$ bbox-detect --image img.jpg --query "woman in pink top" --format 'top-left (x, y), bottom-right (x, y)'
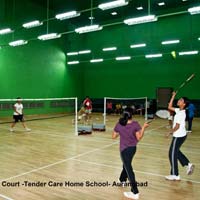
top-left (112, 108), bottom-right (149, 200)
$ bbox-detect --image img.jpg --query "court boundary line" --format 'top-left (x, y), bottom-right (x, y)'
top-left (0, 141), bottom-right (118, 182)
top-left (71, 158), bottom-right (200, 184)
top-left (0, 194), bottom-right (14, 200)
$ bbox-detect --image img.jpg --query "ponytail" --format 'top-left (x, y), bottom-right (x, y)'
top-left (119, 109), bottom-right (133, 126)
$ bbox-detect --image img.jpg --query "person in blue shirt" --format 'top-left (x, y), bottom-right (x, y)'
top-left (186, 102), bottom-right (195, 133)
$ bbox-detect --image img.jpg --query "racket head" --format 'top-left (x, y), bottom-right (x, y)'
top-left (155, 110), bottom-right (170, 119)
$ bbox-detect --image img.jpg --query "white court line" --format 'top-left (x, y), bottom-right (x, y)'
top-left (0, 141), bottom-right (118, 182)
top-left (71, 158), bottom-right (200, 184)
top-left (0, 194), bottom-right (14, 200)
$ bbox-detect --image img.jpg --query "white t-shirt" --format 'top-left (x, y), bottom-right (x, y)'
top-left (14, 103), bottom-right (23, 115)
top-left (173, 108), bottom-right (186, 137)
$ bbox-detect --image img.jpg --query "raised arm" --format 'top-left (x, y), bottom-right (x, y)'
top-left (168, 91), bottom-right (176, 112)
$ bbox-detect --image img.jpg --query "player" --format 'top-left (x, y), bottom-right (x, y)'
top-left (82, 96), bottom-right (92, 122)
top-left (112, 108), bottom-right (149, 200)
top-left (186, 102), bottom-right (195, 133)
top-left (166, 92), bottom-right (194, 181)
top-left (10, 97), bottom-right (31, 132)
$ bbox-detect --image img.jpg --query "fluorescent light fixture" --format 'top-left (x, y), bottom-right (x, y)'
top-left (22, 20), bottom-right (43, 28)
top-left (67, 52), bottom-right (78, 56)
top-left (136, 7), bottom-right (143, 10)
top-left (124, 15), bottom-right (157, 25)
top-left (145, 54), bottom-right (162, 58)
top-left (90, 59), bottom-right (103, 63)
top-left (182, 0), bottom-right (188, 1)
top-left (130, 43), bottom-right (146, 48)
top-left (111, 12), bottom-right (118, 15)
top-left (158, 2), bottom-right (165, 6)
top-left (161, 40), bottom-right (180, 45)
top-left (98, 0), bottom-right (128, 10)
top-left (38, 33), bottom-right (61, 40)
top-left (0, 28), bottom-right (13, 35)
top-left (55, 11), bottom-right (80, 20)
top-left (178, 51), bottom-right (198, 55)
top-left (67, 61), bottom-right (80, 65)
top-left (103, 47), bottom-right (117, 51)
top-left (78, 50), bottom-right (91, 54)
top-left (188, 6), bottom-right (200, 15)
top-left (9, 40), bottom-right (28, 47)
top-left (116, 56), bottom-right (131, 60)
top-left (75, 25), bottom-right (103, 34)
top-left (198, 37), bottom-right (200, 40)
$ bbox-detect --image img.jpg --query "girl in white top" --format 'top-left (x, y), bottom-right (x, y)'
top-left (10, 97), bottom-right (31, 132)
top-left (165, 92), bottom-right (194, 181)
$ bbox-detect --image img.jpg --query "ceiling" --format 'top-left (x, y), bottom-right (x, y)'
top-left (30, 0), bottom-right (200, 26)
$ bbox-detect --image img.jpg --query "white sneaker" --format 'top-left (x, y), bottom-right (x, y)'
top-left (119, 181), bottom-right (126, 187)
top-left (165, 175), bottom-right (180, 181)
top-left (187, 131), bottom-right (192, 133)
top-left (26, 128), bottom-right (31, 131)
top-left (10, 128), bottom-right (14, 132)
top-left (124, 192), bottom-right (139, 200)
top-left (186, 163), bottom-right (195, 175)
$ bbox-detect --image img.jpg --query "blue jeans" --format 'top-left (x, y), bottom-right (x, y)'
top-left (120, 146), bottom-right (138, 194)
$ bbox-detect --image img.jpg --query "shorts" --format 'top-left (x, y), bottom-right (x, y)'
top-left (13, 115), bottom-right (24, 122)
top-left (85, 109), bottom-right (92, 114)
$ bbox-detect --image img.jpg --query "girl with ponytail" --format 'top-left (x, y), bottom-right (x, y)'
top-left (112, 108), bottom-right (149, 200)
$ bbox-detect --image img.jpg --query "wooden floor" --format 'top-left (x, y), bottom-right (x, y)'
top-left (0, 114), bottom-right (199, 200)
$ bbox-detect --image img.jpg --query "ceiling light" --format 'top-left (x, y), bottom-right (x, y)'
top-left (145, 54), bottom-right (162, 58)
top-left (188, 6), bottom-right (200, 15)
top-left (0, 28), bottom-right (13, 35)
top-left (9, 40), bottom-right (28, 47)
top-left (136, 7), bottom-right (143, 10)
top-left (103, 47), bottom-right (117, 51)
top-left (111, 12), bottom-right (118, 15)
top-left (158, 2), bottom-right (165, 6)
top-left (78, 50), bottom-right (91, 54)
top-left (182, 0), bottom-right (188, 2)
top-left (38, 33), bottom-right (61, 40)
top-left (90, 59), bottom-right (103, 63)
top-left (178, 51), bottom-right (198, 55)
top-left (198, 37), bottom-right (200, 40)
top-left (124, 15), bottom-right (157, 25)
top-left (67, 61), bottom-right (80, 65)
top-left (67, 52), bottom-right (78, 56)
top-left (75, 25), bottom-right (103, 34)
top-left (55, 11), bottom-right (80, 20)
top-left (116, 56), bottom-right (131, 60)
top-left (98, 0), bottom-right (128, 10)
top-left (161, 40), bottom-right (180, 45)
top-left (22, 20), bottom-right (43, 28)
top-left (130, 43), bottom-right (146, 48)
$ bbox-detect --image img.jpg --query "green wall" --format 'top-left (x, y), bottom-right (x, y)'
top-left (77, 14), bottom-right (200, 99)
top-left (0, 0), bottom-right (84, 116)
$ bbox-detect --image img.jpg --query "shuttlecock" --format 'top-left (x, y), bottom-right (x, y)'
top-left (171, 51), bottom-right (176, 59)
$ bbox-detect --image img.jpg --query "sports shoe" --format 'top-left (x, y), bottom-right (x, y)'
top-left (26, 128), bottom-right (31, 131)
top-left (187, 130), bottom-right (192, 133)
top-left (10, 128), bottom-right (14, 132)
top-left (165, 175), bottom-right (180, 181)
top-left (186, 163), bottom-right (195, 175)
top-left (119, 179), bottom-right (126, 187)
top-left (124, 192), bottom-right (139, 200)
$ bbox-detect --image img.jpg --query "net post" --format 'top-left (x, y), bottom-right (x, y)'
top-left (145, 97), bottom-right (148, 121)
top-left (103, 97), bottom-right (107, 126)
top-left (75, 97), bottom-right (78, 136)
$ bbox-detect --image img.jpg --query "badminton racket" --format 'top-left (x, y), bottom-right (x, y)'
top-left (175, 74), bottom-right (195, 93)
top-left (155, 110), bottom-right (170, 119)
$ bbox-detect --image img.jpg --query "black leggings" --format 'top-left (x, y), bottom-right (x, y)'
top-left (169, 136), bottom-right (190, 176)
top-left (120, 146), bottom-right (138, 194)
